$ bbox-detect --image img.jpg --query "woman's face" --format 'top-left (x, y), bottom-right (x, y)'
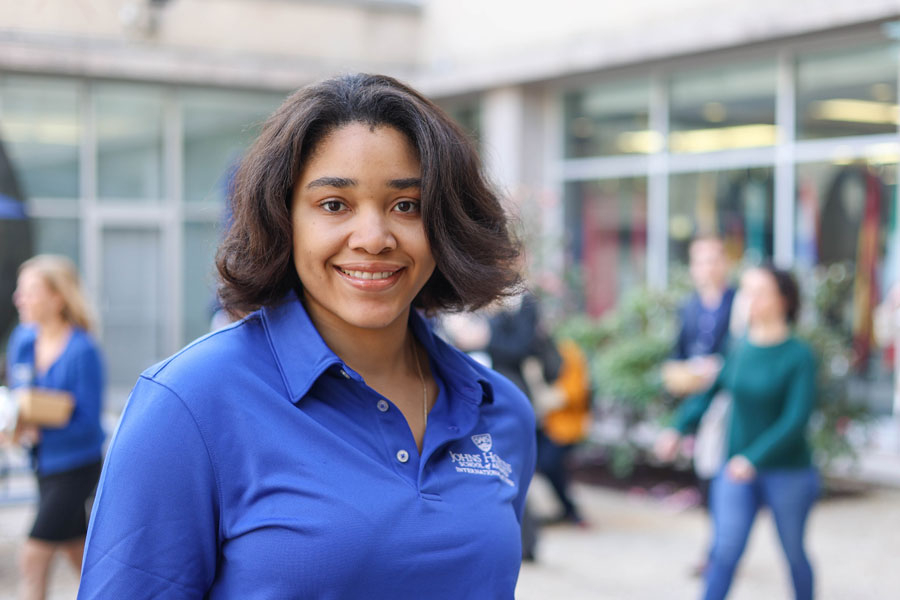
top-left (740, 268), bottom-right (786, 327)
top-left (291, 122), bottom-right (436, 334)
top-left (13, 268), bottom-right (62, 326)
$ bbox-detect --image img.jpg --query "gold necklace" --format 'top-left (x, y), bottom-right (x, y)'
top-left (412, 338), bottom-right (428, 428)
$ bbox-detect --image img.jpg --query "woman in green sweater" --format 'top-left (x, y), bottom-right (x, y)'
top-left (656, 265), bottom-right (820, 600)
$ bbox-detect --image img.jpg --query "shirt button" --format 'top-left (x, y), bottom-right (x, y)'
top-left (340, 369), bottom-right (350, 379)
top-left (396, 449), bottom-right (409, 463)
top-left (377, 399), bottom-right (389, 412)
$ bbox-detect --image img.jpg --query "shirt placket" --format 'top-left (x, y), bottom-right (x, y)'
top-left (341, 366), bottom-right (422, 486)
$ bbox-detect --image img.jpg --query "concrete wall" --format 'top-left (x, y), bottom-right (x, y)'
top-left (0, 0), bottom-right (422, 89)
top-left (418, 0), bottom-right (900, 95)
top-left (4, 0), bottom-right (899, 92)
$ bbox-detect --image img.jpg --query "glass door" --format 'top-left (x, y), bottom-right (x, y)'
top-left (99, 225), bottom-right (166, 391)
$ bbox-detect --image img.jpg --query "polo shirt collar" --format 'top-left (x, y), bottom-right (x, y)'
top-left (260, 291), bottom-right (494, 406)
top-left (408, 307), bottom-right (495, 407)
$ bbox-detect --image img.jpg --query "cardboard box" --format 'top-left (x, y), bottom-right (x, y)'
top-left (15, 388), bottom-right (74, 427)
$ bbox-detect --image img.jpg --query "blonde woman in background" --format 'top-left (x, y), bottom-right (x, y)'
top-left (5, 255), bottom-right (105, 600)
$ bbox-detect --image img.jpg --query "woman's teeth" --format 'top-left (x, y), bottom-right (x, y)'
top-left (340, 268), bottom-right (395, 280)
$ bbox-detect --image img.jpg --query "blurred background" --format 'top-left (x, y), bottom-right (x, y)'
top-left (0, 1), bottom-right (899, 597)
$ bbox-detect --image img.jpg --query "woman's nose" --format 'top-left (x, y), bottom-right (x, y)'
top-left (348, 209), bottom-right (397, 254)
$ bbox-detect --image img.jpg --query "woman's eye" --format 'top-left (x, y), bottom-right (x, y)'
top-left (321, 200), bottom-right (345, 213)
top-left (394, 200), bottom-right (419, 214)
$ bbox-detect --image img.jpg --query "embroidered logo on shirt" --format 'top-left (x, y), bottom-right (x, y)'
top-left (448, 433), bottom-right (514, 487)
top-left (471, 433), bottom-right (492, 452)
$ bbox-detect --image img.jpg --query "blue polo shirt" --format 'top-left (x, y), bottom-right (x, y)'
top-left (79, 294), bottom-right (536, 599)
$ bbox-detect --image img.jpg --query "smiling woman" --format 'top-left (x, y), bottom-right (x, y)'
top-left (78, 74), bottom-right (534, 600)
top-left (216, 73), bottom-right (519, 315)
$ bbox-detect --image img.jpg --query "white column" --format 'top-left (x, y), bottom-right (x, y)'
top-left (774, 49), bottom-right (796, 269)
top-left (80, 79), bottom-right (101, 325)
top-left (647, 70), bottom-right (669, 290)
top-left (481, 86), bottom-right (525, 195)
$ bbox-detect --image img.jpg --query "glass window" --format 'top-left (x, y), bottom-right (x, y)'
top-left (796, 44), bottom-right (899, 140)
top-left (100, 226), bottom-right (165, 387)
top-left (95, 83), bottom-right (164, 202)
top-left (182, 89), bottom-right (282, 204)
top-left (563, 80), bottom-right (654, 158)
top-left (32, 218), bottom-right (80, 267)
top-left (565, 177), bottom-right (647, 315)
top-left (0, 76), bottom-right (80, 199)
top-left (183, 221), bottom-right (221, 345)
top-left (795, 160), bottom-right (896, 413)
top-left (669, 167), bottom-right (774, 266)
top-left (669, 62), bottom-right (777, 153)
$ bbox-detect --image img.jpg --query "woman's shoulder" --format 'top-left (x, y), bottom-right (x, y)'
top-left (62, 328), bottom-right (103, 365)
top-left (138, 315), bottom-right (283, 405)
top-left (68, 327), bottom-right (100, 350)
top-left (145, 315), bottom-right (266, 380)
top-left (786, 336), bottom-right (817, 365)
top-left (6, 324), bottom-right (35, 356)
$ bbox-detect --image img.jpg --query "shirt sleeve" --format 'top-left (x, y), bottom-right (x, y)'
top-left (740, 348), bottom-right (817, 467)
top-left (79, 376), bottom-right (220, 599)
top-left (4, 325), bottom-right (34, 387)
top-left (672, 360), bottom-right (727, 434)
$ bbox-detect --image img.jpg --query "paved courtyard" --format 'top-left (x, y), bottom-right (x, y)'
top-left (0, 470), bottom-right (896, 599)
top-left (520, 477), bottom-right (900, 599)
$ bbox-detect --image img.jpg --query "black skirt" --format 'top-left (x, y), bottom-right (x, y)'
top-left (30, 460), bottom-right (102, 542)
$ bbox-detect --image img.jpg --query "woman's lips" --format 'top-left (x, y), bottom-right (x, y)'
top-left (334, 265), bottom-right (404, 289)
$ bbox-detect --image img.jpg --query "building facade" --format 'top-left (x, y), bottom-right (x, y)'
top-left (1, 0), bottom-right (899, 420)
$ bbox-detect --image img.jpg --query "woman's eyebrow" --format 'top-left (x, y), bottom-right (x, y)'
top-left (388, 177), bottom-right (421, 189)
top-left (306, 176), bottom-right (356, 189)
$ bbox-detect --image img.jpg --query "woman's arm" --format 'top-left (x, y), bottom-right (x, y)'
top-left (671, 360), bottom-right (727, 436)
top-left (79, 377), bottom-right (220, 599)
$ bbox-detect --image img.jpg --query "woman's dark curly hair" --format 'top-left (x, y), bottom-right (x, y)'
top-left (216, 73), bottom-right (520, 317)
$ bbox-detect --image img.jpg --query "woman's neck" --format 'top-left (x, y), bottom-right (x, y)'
top-left (33, 316), bottom-right (74, 374)
top-left (747, 319), bottom-right (790, 346)
top-left (306, 305), bottom-right (416, 382)
top-left (37, 316), bottom-right (72, 343)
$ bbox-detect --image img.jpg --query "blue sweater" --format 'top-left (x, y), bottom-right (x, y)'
top-left (6, 325), bottom-right (106, 475)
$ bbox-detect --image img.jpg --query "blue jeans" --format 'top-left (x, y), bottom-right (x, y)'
top-left (704, 466), bottom-right (820, 600)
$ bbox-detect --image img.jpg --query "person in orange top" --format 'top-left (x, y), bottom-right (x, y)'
top-left (532, 338), bottom-right (592, 525)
